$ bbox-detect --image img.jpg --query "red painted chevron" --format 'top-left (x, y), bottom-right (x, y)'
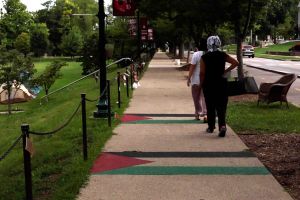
top-left (91, 153), bottom-right (153, 173)
top-left (121, 114), bottom-right (151, 122)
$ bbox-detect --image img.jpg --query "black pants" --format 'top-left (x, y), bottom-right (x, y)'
top-left (203, 82), bottom-right (228, 130)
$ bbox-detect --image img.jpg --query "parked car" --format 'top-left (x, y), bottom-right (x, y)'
top-left (242, 45), bottom-right (255, 58)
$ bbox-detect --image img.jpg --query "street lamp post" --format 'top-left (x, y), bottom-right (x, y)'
top-left (93, 0), bottom-right (109, 118)
top-left (136, 9), bottom-right (141, 60)
top-left (298, 1), bottom-right (300, 39)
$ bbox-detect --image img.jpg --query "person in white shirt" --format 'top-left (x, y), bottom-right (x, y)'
top-left (187, 47), bottom-right (207, 121)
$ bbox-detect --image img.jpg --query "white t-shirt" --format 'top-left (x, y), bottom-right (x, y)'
top-left (190, 51), bottom-right (203, 85)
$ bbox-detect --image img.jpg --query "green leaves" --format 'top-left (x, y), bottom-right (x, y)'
top-left (33, 61), bottom-right (66, 95)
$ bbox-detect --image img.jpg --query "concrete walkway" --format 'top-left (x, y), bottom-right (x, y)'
top-left (77, 52), bottom-right (293, 200)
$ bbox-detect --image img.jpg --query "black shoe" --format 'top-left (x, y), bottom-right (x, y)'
top-left (218, 127), bottom-right (227, 137)
top-left (203, 116), bottom-right (208, 123)
top-left (206, 127), bottom-right (214, 133)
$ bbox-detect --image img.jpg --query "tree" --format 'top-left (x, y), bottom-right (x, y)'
top-left (33, 61), bottom-right (66, 101)
top-left (106, 17), bottom-right (137, 58)
top-left (35, 0), bottom-right (76, 55)
top-left (80, 33), bottom-right (98, 75)
top-left (30, 23), bottom-right (50, 57)
top-left (60, 26), bottom-right (83, 57)
top-left (225, 0), bottom-right (267, 79)
top-left (138, 0), bottom-right (190, 57)
top-left (0, 0), bottom-right (33, 49)
top-left (69, 0), bottom-right (98, 39)
top-left (15, 32), bottom-right (30, 56)
top-left (0, 48), bottom-right (35, 114)
top-left (254, 0), bottom-right (299, 41)
top-left (138, 0), bottom-right (231, 57)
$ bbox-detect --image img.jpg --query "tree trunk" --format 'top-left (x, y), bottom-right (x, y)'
top-left (236, 0), bottom-right (252, 80)
top-left (45, 88), bottom-right (49, 102)
top-left (173, 42), bottom-right (177, 57)
top-left (7, 88), bottom-right (11, 115)
top-left (179, 40), bottom-right (184, 59)
top-left (186, 41), bottom-right (192, 63)
top-left (236, 37), bottom-right (244, 79)
top-left (273, 31), bottom-right (277, 44)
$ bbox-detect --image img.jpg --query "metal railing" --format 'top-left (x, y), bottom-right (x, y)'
top-left (40, 57), bottom-right (132, 101)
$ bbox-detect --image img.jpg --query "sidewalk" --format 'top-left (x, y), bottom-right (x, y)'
top-left (77, 52), bottom-right (293, 200)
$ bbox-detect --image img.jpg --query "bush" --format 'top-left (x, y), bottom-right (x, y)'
top-left (289, 43), bottom-right (300, 52)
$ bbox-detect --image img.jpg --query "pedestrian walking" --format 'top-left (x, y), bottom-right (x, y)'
top-left (187, 47), bottom-right (207, 121)
top-left (200, 36), bottom-right (239, 137)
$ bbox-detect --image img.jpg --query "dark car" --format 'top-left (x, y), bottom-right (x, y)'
top-left (242, 45), bottom-right (255, 58)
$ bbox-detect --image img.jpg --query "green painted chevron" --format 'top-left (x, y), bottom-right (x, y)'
top-left (95, 166), bottom-right (270, 175)
top-left (123, 119), bottom-right (205, 124)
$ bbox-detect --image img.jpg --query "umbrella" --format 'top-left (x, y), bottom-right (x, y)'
top-left (0, 84), bottom-right (35, 104)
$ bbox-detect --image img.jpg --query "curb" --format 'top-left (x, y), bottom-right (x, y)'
top-left (245, 64), bottom-right (300, 79)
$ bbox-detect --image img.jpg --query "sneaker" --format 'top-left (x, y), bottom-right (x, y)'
top-left (218, 127), bottom-right (227, 137)
top-left (195, 114), bottom-right (200, 120)
top-left (203, 116), bottom-right (208, 123)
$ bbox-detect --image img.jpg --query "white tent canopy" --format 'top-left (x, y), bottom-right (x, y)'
top-left (0, 83), bottom-right (35, 104)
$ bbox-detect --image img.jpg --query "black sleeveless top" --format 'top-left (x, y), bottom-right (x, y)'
top-left (202, 51), bottom-right (228, 90)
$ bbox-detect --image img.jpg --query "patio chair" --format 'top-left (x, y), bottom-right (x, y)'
top-left (257, 73), bottom-right (296, 108)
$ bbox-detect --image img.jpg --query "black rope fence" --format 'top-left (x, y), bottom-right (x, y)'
top-left (85, 84), bottom-right (108, 102)
top-left (29, 101), bottom-right (81, 136)
top-left (1, 57), bottom-right (149, 200)
top-left (0, 134), bottom-right (22, 161)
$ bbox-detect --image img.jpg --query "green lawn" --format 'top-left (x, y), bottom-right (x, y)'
top-left (227, 101), bottom-right (300, 133)
top-left (254, 41), bottom-right (296, 53)
top-left (0, 58), bottom-right (134, 200)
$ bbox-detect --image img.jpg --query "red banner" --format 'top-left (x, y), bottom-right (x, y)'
top-left (140, 17), bottom-right (148, 30)
top-left (140, 17), bottom-right (148, 41)
top-left (113, 0), bottom-right (136, 16)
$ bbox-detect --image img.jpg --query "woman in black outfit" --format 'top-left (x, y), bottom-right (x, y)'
top-left (199, 36), bottom-right (239, 137)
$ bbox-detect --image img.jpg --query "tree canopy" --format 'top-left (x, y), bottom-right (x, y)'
top-left (0, 0), bottom-right (299, 77)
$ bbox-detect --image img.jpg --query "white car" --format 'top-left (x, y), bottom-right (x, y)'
top-left (242, 45), bottom-right (255, 58)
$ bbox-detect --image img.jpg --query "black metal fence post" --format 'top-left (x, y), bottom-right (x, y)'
top-left (126, 75), bottom-right (129, 97)
top-left (81, 93), bottom-right (88, 161)
top-left (117, 72), bottom-right (121, 108)
top-left (21, 124), bottom-right (33, 200)
top-left (130, 66), bottom-right (133, 90)
top-left (107, 80), bottom-right (112, 127)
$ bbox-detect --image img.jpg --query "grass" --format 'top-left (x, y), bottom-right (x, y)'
top-left (225, 42), bottom-right (300, 61)
top-left (254, 41), bottom-right (296, 54)
top-left (0, 58), bottom-right (136, 200)
top-left (227, 101), bottom-right (300, 133)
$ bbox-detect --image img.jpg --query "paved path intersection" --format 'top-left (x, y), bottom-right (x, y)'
top-left (77, 52), bottom-right (293, 200)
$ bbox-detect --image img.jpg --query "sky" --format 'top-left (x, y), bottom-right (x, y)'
top-left (0, 0), bottom-right (111, 12)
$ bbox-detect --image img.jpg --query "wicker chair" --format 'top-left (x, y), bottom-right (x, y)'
top-left (257, 73), bottom-right (296, 108)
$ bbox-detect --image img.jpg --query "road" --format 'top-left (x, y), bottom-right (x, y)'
top-left (242, 57), bottom-right (300, 107)
top-left (243, 57), bottom-right (300, 77)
